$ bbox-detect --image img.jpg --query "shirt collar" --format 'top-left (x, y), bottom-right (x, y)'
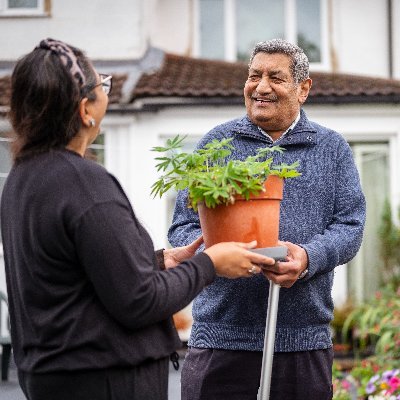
top-left (257, 112), bottom-right (301, 144)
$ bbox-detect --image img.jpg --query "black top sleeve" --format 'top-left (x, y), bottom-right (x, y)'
top-left (74, 200), bottom-right (216, 330)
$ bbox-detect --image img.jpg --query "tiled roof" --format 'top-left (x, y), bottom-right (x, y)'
top-left (132, 54), bottom-right (247, 98)
top-left (2, 52), bottom-right (400, 112)
top-left (131, 53), bottom-right (400, 105)
top-left (107, 74), bottom-right (127, 105)
top-left (0, 75), bottom-right (11, 109)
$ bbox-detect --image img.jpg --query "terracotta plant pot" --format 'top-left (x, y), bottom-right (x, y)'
top-left (198, 175), bottom-right (283, 248)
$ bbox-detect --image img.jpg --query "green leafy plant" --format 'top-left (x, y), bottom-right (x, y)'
top-left (331, 300), bottom-right (355, 353)
top-left (379, 200), bottom-right (400, 287)
top-left (342, 285), bottom-right (400, 359)
top-left (151, 135), bottom-right (301, 211)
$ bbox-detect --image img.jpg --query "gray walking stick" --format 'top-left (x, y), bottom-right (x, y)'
top-left (252, 246), bottom-right (287, 400)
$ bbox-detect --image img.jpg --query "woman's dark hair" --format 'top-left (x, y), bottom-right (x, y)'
top-left (9, 41), bottom-right (97, 162)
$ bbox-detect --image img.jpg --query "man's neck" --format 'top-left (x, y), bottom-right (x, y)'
top-left (258, 112), bottom-right (301, 143)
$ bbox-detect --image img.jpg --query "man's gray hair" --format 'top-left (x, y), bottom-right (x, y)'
top-left (249, 39), bottom-right (309, 84)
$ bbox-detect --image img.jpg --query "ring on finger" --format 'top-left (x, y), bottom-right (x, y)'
top-left (248, 265), bottom-right (258, 275)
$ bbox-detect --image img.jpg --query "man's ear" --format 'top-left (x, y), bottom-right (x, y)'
top-left (298, 78), bottom-right (312, 105)
top-left (79, 97), bottom-right (92, 127)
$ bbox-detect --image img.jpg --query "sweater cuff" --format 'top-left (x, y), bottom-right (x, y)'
top-left (155, 249), bottom-right (165, 270)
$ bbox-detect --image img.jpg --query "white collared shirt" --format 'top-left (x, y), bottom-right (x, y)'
top-left (258, 112), bottom-right (301, 143)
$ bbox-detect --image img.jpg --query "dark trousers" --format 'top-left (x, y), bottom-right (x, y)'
top-left (181, 347), bottom-right (333, 400)
top-left (18, 357), bottom-right (169, 400)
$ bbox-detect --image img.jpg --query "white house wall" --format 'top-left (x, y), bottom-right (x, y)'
top-left (0, 0), bottom-right (147, 60)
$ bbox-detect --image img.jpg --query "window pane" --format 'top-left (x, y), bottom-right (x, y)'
top-left (0, 123), bottom-right (13, 243)
top-left (348, 143), bottom-right (389, 302)
top-left (0, 121), bottom-right (12, 176)
top-left (200, 0), bottom-right (225, 59)
top-left (297, 0), bottom-right (321, 62)
top-left (8, 0), bottom-right (38, 8)
top-left (236, 0), bottom-right (284, 61)
top-left (0, 141), bottom-right (12, 175)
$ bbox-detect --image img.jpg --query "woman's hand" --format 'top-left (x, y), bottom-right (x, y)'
top-left (163, 236), bottom-right (204, 269)
top-left (204, 240), bottom-right (275, 279)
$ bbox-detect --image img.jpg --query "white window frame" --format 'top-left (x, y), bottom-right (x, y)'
top-left (0, 0), bottom-right (46, 16)
top-left (350, 143), bottom-right (390, 303)
top-left (194, 0), bottom-right (330, 70)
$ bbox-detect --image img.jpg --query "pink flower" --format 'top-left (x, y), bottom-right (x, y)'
top-left (388, 376), bottom-right (400, 394)
top-left (342, 380), bottom-right (351, 390)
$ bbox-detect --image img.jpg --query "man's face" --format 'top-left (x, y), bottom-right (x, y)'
top-left (244, 52), bottom-right (311, 138)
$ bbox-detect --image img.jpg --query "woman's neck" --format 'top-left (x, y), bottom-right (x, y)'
top-left (66, 131), bottom-right (91, 157)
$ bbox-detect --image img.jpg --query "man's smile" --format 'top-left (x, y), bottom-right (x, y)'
top-left (252, 96), bottom-right (278, 104)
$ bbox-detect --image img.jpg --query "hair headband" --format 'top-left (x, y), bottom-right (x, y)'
top-left (36, 38), bottom-right (86, 86)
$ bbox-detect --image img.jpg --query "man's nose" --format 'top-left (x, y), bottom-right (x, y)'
top-left (256, 77), bottom-right (272, 94)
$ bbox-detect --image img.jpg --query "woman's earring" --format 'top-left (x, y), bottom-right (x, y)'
top-left (89, 118), bottom-right (96, 127)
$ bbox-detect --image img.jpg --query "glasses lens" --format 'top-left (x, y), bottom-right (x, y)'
top-left (100, 74), bottom-right (112, 96)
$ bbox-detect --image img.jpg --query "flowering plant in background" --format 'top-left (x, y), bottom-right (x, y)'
top-left (365, 369), bottom-right (400, 399)
top-left (332, 375), bottom-right (354, 400)
top-left (333, 362), bottom-right (356, 400)
top-left (333, 359), bottom-right (400, 400)
top-left (342, 286), bottom-right (400, 359)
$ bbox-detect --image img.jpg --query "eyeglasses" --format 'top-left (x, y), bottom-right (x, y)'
top-left (93, 74), bottom-right (113, 95)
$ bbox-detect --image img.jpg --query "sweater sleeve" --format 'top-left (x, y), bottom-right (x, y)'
top-left (73, 200), bottom-right (215, 330)
top-left (300, 140), bottom-right (366, 280)
top-left (168, 188), bottom-right (203, 248)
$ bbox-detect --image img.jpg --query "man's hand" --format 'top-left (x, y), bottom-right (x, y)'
top-left (163, 236), bottom-right (204, 269)
top-left (262, 241), bottom-right (309, 288)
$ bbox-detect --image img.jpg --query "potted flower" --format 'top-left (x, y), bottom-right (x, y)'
top-left (151, 135), bottom-right (300, 248)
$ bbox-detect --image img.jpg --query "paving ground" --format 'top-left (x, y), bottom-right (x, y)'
top-left (0, 354), bottom-right (182, 400)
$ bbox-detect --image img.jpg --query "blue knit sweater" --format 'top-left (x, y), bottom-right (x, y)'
top-left (168, 110), bottom-right (366, 352)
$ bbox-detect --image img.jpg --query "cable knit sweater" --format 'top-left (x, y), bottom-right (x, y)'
top-left (168, 109), bottom-right (366, 352)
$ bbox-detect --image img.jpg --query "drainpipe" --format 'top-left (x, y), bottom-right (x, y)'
top-left (388, 0), bottom-right (393, 78)
top-left (328, 0), bottom-right (338, 73)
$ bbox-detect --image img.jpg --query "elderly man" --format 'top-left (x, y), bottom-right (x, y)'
top-left (169, 39), bottom-right (366, 400)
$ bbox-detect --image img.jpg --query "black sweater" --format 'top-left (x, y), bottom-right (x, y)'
top-left (0, 149), bottom-right (215, 373)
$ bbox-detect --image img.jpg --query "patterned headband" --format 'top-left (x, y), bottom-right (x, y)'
top-left (36, 38), bottom-right (86, 86)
